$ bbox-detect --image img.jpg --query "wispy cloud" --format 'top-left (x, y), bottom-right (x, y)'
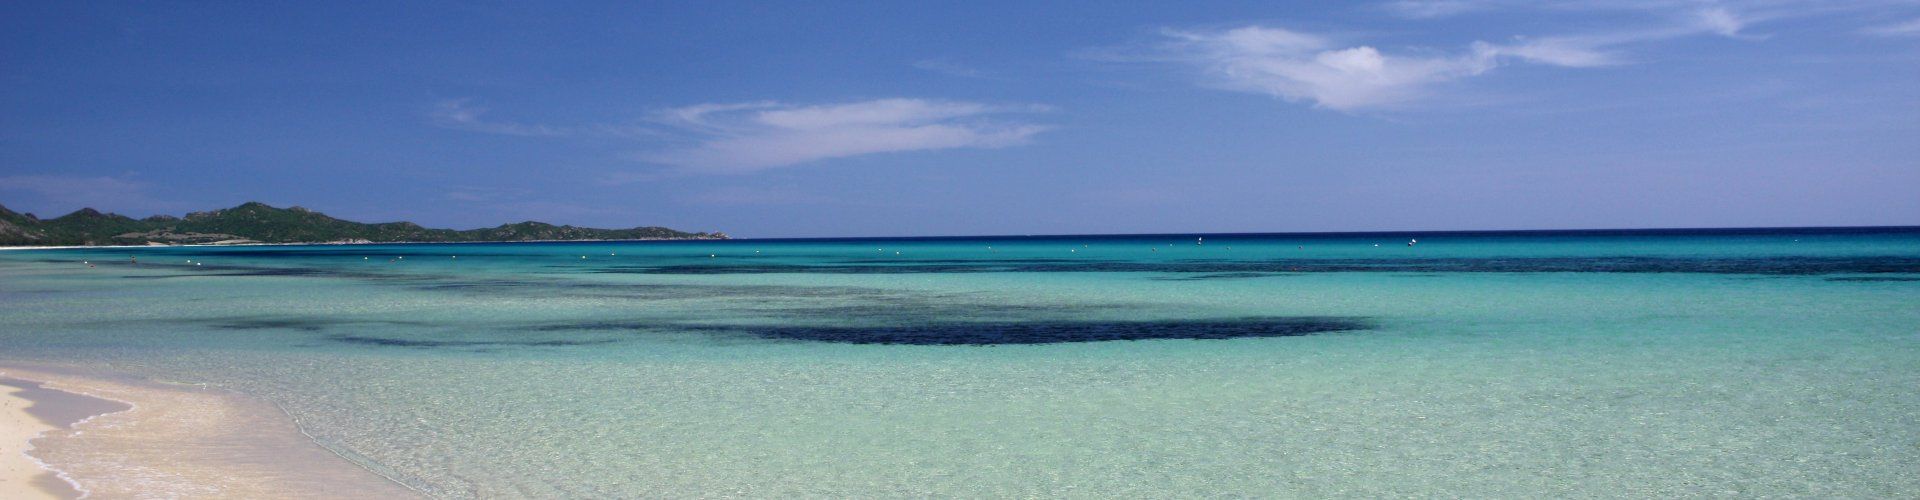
top-left (1381, 0), bottom-right (1782, 22)
top-left (644, 98), bottom-right (1052, 173)
top-left (430, 99), bottom-right (568, 137)
top-left (1692, 6), bottom-right (1749, 37)
top-left (912, 59), bottom-right (995, 79)
top-left (1862, 17), bottom-right (1920, 36)
top-left (428, 97), bottom-right (1049, 176)
top-left (1380, 0), bottom-right (1495, 19)
top-left (1380, 0), bottom-right (1917, 36)
top-left (681, 186), bottom-right (836, 206)
top-left (1140, 4), bottom-right (1775, 112)
top-left (1472, 36), bottom-right (1622, 67)
top-left (1151, 26), bottom-right (1536, 110)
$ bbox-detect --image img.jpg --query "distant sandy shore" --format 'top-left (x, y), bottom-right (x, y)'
top-left (0, 246), bottom-right (136, 251)
top-left (0, 244), bottom-right (280, 251)
top-left (0, 236), bottom-right (726, 252)
top-left (0, 365), bottom-right (417, 499)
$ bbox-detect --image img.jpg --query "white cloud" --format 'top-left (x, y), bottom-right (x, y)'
top-left (1381, 0), bottom-right (1496, 19)
top-left (1158, 26), bottom-right (1516, 110)
top-left (1381, 0), bottom-right (1920, 39)
top-left (1150, 6), bottom-right (1791, 111)
top-left (1862, 17), bottom-right (1920, 36)
top-left (912, 59), bottom-right (993, 79)
top-left (1472, 37), bottom-right (1622, 67)
top-left (430, 99), bottom-right (568, 137)
top-left (644, 98), bottom-right (1052, 173)
top-left (1693, 7), bottom-right (1749, 37)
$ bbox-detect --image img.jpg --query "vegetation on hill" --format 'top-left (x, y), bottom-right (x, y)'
top-left (0, 201), bottom-right (726, 246)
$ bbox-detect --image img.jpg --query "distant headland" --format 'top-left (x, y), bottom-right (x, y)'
top-left (0, 201), bottom-right (727, 246)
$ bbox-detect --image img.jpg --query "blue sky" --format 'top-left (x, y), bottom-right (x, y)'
top-left (3, 1), bottom-right (1917, 237)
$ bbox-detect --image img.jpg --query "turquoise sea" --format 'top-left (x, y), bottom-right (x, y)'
top-left (2, 228), bottom-right (1918, 497)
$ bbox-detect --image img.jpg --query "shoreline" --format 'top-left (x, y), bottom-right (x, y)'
top-left (0, 365), bottom-right (419, 499)
top-left (0, 235), bottom-right (730, 252)
top-left (0, 376), bottom-right (111, 499)
top-left (6, 224), bottom-right (1919, 251)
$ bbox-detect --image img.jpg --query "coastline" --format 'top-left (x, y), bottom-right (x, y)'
top-left (0, 235), bottom-right (729, 252)
top-left (0, 365), bottom-right (418, 499)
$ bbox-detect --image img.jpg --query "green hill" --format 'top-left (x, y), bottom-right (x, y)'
top-left (0, 202), bottom-right (726, 246)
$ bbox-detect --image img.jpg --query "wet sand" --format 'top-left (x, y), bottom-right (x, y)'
top-left (1, 376), bottom-right (107, 499)
top-left (0, 366), bottom-right (417, 499)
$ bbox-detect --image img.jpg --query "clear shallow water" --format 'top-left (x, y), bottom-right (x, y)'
top-left (2, 228), bottom-right (1918, 497)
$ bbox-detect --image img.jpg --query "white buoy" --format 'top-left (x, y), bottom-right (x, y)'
top-left (196, 262), bottom-right (202, 266)
top-left (709, 254), bottom-right (716, 258)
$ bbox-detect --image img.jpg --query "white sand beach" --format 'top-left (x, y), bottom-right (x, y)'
top-left (1, 377), bottom-right (75, 499)
top-left (0, 366), bottom-right (417, 499)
